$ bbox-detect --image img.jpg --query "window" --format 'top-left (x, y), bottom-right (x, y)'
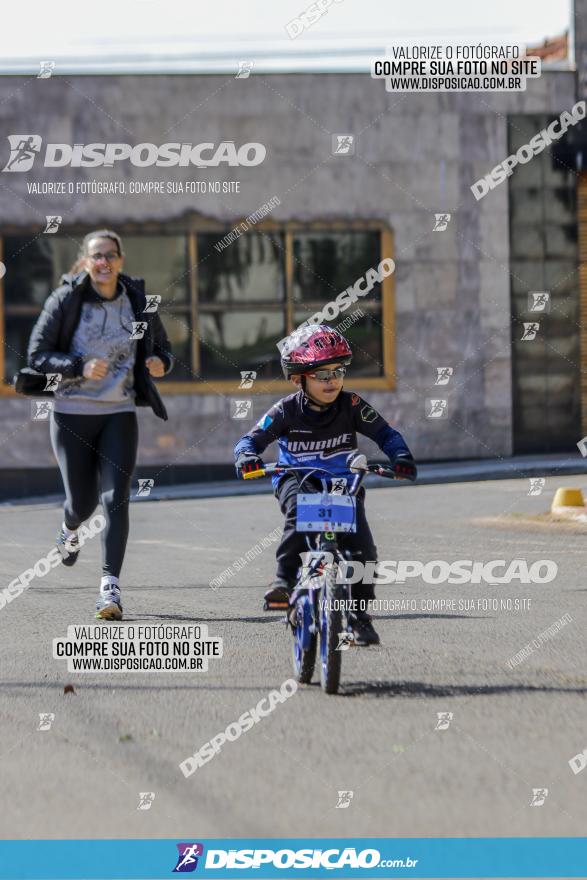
top-left (292, 232), bottom-right (385, 378)
top-left (0, 223), bottom-right (395, 393)
top-left (197, 233), bottom-right (286, 380)
top-left (508, 114), bottom-right (580, 453)
top-left (118, 235), bottom-right (191, 380)
top-left (2, 235), bottom-right (79, 383)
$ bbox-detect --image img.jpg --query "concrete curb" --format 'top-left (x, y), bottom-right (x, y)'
top-left (3, 453), bottom-right (587, 507)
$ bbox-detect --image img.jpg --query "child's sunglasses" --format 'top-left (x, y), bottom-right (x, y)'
top-left (305, 366), bottom-right (347, 382)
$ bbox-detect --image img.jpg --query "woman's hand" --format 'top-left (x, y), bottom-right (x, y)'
top-left (146, 356), bottom-right (165, 378)
top-left (83, 357), bottom-right (109, 380)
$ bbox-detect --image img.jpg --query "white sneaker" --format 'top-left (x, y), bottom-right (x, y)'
top-left (95, 586), bottom-right (123, 621)
top-left (56, 526), bottom-right (80, 567)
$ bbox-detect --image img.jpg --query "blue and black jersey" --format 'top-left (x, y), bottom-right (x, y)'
top-left (234, 390), bottom-right (412, 488)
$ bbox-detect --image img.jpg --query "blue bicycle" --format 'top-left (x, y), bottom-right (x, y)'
top-left (250, 454), bottom-right (398, 694)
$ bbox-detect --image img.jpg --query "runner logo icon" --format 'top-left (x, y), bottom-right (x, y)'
top-left (44, 215), bottom-right (62, 233)
top-left (37, 713), bottom-right (55, 731)
top-left (173, 843), bottom-right (204, 872)
top-left (435, 711), bottom-right (453, 730)
top-left (130, 321), bottom-right (148, 340)
top-left (530, 788), bottom-right (548, 806)
top-left (137, 792), bottom-right (155, 810)
top-left (435, 366), bottom-right (453, 385)
top-left (143, 295), bottom-right (161, 313)
top-left (433, 213), bottom-right (451, 231)
top-left (332, 134), bottom-right (355, 155)
top-left (336, 632), bottom-right (354, 651)
top-left (239, 371), bottom-right (257, 389)
top-left (3, 135), bottom-right (42, 172)
top-left (44, 373), bottom-right (62, 391)
top-left (335, 790), bottom-right (354, 808)
top-left (38, 61), bottom-right (56, 79)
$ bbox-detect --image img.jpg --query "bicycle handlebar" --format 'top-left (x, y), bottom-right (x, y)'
top-left (242, 461), bottom-right (401, 481)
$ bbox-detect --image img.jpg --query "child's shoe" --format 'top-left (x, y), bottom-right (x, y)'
top-left (348, 609), bottom-right (379, 646)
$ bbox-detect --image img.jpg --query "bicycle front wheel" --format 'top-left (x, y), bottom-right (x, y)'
top-left (319, 565), bottom-right (342, 694)
top-left (292, 594), bottom-right (317, 684)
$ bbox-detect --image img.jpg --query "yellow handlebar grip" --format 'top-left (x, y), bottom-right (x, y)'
top-left (243, 468), bottom-right (266, 480)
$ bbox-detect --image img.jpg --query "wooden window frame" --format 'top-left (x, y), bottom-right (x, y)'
top-left (0, 219), bottom-right (396, 396)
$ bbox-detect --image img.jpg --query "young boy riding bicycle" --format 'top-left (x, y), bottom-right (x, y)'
top-left (234, 325), bottom-right (417, 646)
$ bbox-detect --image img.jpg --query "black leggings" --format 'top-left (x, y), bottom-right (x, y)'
top-left (274, 473), bottom-right (378, 602)
top-left (50, 411), bottom-right (138, 578)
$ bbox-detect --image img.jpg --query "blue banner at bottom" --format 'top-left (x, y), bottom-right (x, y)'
top-left (0, 838), bottom-right (586, 879)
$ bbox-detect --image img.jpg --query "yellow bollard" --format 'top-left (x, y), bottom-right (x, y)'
top-left (551, 487), bottom-right (586, 518)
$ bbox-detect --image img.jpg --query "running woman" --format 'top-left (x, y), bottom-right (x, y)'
top-left (234, 325), bottom-right (416, 646)
top-left (27, 229), bottom-right (174, 620)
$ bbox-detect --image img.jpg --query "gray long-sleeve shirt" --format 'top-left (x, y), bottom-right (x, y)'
top-left (53, 281), bottom-right (138, 415)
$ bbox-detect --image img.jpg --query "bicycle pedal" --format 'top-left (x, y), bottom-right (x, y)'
top-left (263, 600), bottom-right (289, 611)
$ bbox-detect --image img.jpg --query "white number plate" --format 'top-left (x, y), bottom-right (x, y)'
top-left (295, 493), bottom-right (357, 533)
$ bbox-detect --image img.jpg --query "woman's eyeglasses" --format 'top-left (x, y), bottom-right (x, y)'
top-left (88, 251), bottom-right (121, 263)
top-left (306, 366), bottom-right (347, 382)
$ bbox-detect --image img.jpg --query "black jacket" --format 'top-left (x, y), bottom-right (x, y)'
top-left (27, 271), bottom-right (174, 420)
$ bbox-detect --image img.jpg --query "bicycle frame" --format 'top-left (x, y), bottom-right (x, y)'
top-left (245, 457), bottom-right (398, 693)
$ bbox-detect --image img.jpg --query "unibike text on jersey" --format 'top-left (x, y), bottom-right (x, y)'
top-left (287, 432), bottom-right (352, 454)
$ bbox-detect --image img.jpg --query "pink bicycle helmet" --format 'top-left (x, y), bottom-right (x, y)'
top-left (281, 325), bottom-right (352, 378)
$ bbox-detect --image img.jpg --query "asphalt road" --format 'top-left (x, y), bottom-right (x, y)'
top-left (0, 476), bottom-right (586, 846)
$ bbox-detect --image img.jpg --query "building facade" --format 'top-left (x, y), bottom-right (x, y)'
top-left (0, 59), bottom-right (580, 492)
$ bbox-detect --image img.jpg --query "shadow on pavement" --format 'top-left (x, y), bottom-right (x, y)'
top-left (132, 613), bottom-right (281, 624)
top-left (4, 679), bottom-right (586, 697)
top-left (342, 680), bottom-right (587, 698)
top-left (374, 613), bottom-right (486, 620)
